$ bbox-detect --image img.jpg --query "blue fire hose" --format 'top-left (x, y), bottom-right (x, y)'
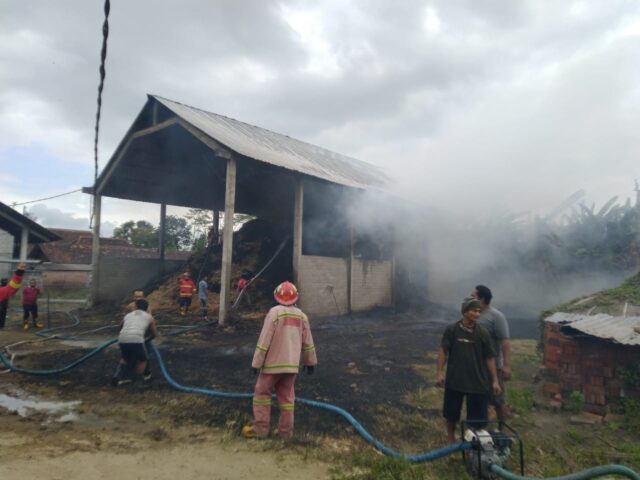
top-left (1, 324), bottom-right (639, 475)
top-left (490, 463), bottom-right (640, 480)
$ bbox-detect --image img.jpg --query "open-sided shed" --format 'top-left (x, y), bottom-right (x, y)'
top-left (87, 95), bottom-right (394, 322)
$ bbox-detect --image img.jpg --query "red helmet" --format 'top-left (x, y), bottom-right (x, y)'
top-left (274, 281), bottom-right (299, 306)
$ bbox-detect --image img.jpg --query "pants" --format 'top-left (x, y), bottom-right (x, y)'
top-left (442, 388), bottom-right (489, 429)
top-left (252, 373), bottom-right (297, 437)
top-left (199, 298), bottom-right (208, 317)
top-left (23, 304), bottom-right (38, 323)
top-left (0, 300), bottom-right (7, 328)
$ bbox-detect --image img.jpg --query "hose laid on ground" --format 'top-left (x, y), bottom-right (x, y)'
top-left (490, 463), bottom-right (640, 480)
top-left (150, 342), bottom-right (471, 463)
top-left (0, 339), bottom-right (117, 375)
top-left (3, 321), bottom-right (639, 473)
top-left (0, 331), bottom-right (468, 463)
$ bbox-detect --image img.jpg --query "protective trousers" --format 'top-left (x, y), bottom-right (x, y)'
top-left (252, 372), bottom-right (296, 437)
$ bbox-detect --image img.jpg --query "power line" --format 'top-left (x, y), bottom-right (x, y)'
top-left (11, 189), bottom-right (82, 207)
top-left (90, 0), bottom-right (111, 228)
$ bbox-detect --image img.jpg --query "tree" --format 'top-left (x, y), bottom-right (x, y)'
top-left (163, 215), bottom-right (192, 251)
top-left (113, 220), bottom-right (157, 248)
top-left (185, 208), bottom-right (213, 242)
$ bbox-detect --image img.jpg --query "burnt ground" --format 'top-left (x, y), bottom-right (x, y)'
top-left (2, 304), bottom-right (539, 448)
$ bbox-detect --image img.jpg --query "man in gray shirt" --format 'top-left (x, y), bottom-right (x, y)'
top-left (473, 285), bottom-right (511, 422)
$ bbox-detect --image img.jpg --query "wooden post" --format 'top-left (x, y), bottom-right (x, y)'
top-left (159, 203), bottom-right (167, 261)
top-left (218, 157), bottom-right (236, 325)
top-left (159, 203), bottom-right (167, 276)
top-left (213, 210), bottom-right (220, 245)
top-left (19, 227), bottom-right (28, 261)
top-left (292, 178), bottom-right (303, 287)
top-left (348, 223), bottom-right (354, 314)
top-left (90, 194), bottom-right (102, 306)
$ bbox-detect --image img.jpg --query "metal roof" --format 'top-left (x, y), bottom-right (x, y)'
top-left (152, 95), bottom-right (391, 190)
top-left (546, 312), bottom-right (640, 346)
top-left (0, 202), bottom-right (60, 244)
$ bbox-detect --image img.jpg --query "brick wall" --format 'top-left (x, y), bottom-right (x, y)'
top-left (97, 258), bottom-right (185, 302)
top-left (298, 255), bottom-right (349, 317)
top-left (543, 322), bottom-right (640, 415)
top-left (351, 258), bottom-right (393, 312)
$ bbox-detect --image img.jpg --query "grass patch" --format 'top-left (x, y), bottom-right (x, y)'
top-left (404, 386), bottom-right (441, 410)
top-left (506, 388), bottom-right (534, 413)
top-left (329, 450), bottom-right (467, 480)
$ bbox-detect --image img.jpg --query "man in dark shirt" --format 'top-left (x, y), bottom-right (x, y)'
top-left (436, 296), bottom-right (501, 443)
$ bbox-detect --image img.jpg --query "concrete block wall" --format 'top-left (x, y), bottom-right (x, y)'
top-left (351, 258), bottom-right (393, 312)
top-left (298, 255), bottom-right (349, 317)
top-left (43, 271), bottom-right (90, 289)
top-left (0, 229), bottom-right (14, 279)
top-left (98, 258), bottom-right (184, 302)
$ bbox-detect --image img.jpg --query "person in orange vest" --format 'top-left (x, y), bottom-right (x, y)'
top-left (0, 263), bottom-right (25, 328)
top-left (22, 278), bottom-right (43, 330)
top-left (177, 271), bottom-right (196, 316)
top-left (242, 281), bottom-right (317, 439)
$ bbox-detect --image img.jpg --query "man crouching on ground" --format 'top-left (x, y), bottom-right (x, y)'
top-left (436, 296), bottom-right (501, 444)
top-left (242, 281), bottom-right (317, 439)
top-left (112, 299), bottom-right (158, 386)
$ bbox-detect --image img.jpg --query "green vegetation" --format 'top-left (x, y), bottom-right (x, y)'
top-left (568, 391), bottom-right (585, 414)
top-left (506, 388), bottom-right (534, 413)
top-left (538, 270), bottom-right (640, 348)
top-left (617, 365), bottom-right (640, 390)
top-left (330, 340), bottom-right (640, 479)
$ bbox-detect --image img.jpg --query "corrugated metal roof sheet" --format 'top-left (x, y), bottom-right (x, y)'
top-left (152, 95), bottom-right (390, 190)
top-left (546, 312), bottom-right (640, 346)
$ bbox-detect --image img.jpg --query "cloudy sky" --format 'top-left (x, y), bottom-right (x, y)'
top-left (1, 0), bottom-right (639, 236)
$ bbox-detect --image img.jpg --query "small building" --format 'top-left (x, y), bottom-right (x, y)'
top-left (0, 201), bottom-right (60, 278)
top-left (28, 228), bottom-right (190, 292)
top-left (543, 312), bottom-right (640, 415)
top-left (86, 95), bottom-right (395, 322)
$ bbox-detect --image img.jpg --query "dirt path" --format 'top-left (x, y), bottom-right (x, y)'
top-left (0, 385), bottom-right (330, 480)
top-left (1, 307), bottom-right (545, 479)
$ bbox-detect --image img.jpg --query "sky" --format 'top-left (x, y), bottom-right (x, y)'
top-left (1, 0), bottom-right (639, 238)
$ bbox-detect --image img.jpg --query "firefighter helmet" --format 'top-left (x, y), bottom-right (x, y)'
top-left (274, 281), bottom-right (299, 305)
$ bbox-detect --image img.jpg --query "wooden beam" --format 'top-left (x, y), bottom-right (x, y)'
top-left (212, 210), bottom-right (220, 245)
top-left (19, 227), bottom-right (28, 261)
top-left (292, 178), bottom-right (303, 286)
top-left (95, 117), bottom-right (178, 194)
top-left (348, 223), bottom-right (354, 314)
top-left (130, 117), bottom-right (177, 140)
top-left (178, 119), bottom-right (233, 160)
top-left (159, 203), bottom-right (167, 262)
top-left (90, 194), bottom-right (102, 306)
top-left (218, 157), bottom-right (237, 325)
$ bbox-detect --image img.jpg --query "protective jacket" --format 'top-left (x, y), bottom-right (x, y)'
top-left (0, 272), bottom-right (23, 302)
top-left (252, 305), bottom-right (317, 374)
top-left (178, 278), bottom-right (196, 298)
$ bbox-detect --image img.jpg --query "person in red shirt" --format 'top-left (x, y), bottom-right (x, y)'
top-left (22, 278), bottom-right (43, 330)
top-left (177, 272), bottom-right (196, 316)
top-left (235, 270), bottom-right (253, 307)
top-left (0, 262), bottom-right (25, 329)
